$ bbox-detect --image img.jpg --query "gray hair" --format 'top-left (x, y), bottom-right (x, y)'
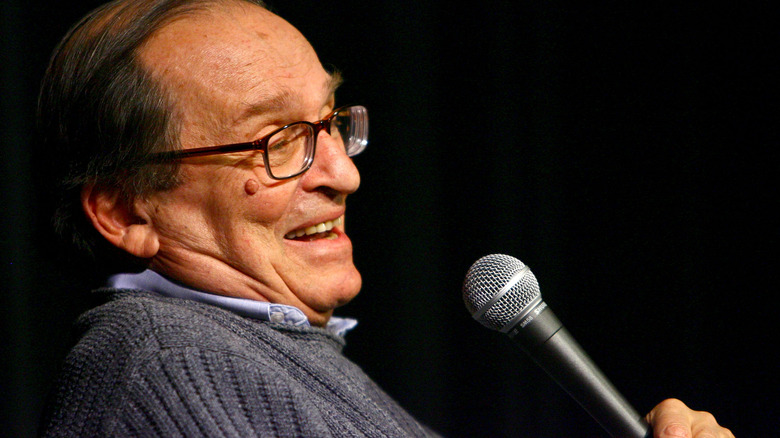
top-left (38, 0), bottom-right (267, 269)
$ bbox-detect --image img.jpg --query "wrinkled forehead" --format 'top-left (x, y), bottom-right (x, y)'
top-left (138, 1), bottom-right (331, 123)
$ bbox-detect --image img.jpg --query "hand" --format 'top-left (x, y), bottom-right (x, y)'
top-left (646, 398), bottom-right (734, 438)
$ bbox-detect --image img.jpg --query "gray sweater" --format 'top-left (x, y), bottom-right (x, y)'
top-left (40, 289), bottom-right (438, 437)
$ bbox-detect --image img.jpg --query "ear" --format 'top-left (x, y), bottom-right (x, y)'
top-left (81, 184), bottom-right (160, 259)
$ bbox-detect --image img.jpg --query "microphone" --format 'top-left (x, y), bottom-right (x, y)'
top-left (463, 254), bottom-right (651, 438)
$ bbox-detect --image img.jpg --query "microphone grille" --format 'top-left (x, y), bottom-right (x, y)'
top-left (463, 254), bottom-right (541, 331)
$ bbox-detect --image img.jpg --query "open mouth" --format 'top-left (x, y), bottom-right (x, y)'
top-left (284, 217), bottom-right (343, 241)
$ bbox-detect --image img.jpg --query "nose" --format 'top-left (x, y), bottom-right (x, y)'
top-left (301, 129), bottom-right (361, 195)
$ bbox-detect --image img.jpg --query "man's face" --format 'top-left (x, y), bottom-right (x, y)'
top-left (137, 2), bottom-right (362, 326)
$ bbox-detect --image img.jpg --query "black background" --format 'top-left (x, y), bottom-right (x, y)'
top-left (2, 1), bottom-right (777, 436)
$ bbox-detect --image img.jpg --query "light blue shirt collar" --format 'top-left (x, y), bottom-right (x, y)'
top-left (106, 269), bottom-right (358, 337)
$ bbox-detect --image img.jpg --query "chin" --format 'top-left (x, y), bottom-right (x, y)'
top-left (340, 269), bottom-right (363, 304)
top-left (329, 266), bottom-right (363, 307)
top-left (311, 266), bottom-right (362, 313)
top-left (305, 277), bottom-right (361, 327)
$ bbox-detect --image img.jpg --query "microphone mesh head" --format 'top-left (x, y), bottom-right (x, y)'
top-left (463, 254), bottom-right (541, 331)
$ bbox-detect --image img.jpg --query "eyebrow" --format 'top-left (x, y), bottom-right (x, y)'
top-left (325, 70), bottom-right (344, 100)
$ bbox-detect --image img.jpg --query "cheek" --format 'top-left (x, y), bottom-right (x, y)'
top-left (166, 166), bottom-right (299, 245)
top-left (237, 176), bottom-right (298, 231)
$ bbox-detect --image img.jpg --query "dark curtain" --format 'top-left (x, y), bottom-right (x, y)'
top-left (3, 1), bottom-right (777, 436)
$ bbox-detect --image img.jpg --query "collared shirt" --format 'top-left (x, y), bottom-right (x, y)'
top-left (107, 269), bottom-right (358, 337)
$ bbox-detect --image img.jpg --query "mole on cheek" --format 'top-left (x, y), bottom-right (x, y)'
top-left (244, 179), bottom-right (260, 195)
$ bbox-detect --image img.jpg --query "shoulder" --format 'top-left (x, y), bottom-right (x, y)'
top-left (41, 290), bottom-right (438, 437)
top-left (41, 289), bottom-right (326, 436)
top-left (71, 288), bottom-right (301, 365)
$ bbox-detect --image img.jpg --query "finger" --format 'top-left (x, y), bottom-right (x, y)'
top-left (647, 399), bottom-right (735, 438)
top-left (646, 398), bottom-right (693, 438)
top-left (690, 410), bottom-right (735, 438)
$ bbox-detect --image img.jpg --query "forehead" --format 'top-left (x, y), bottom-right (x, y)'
top-left (139, 2), bottom-right (333, 136)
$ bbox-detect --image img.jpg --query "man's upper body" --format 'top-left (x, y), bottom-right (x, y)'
top-left (79, 0), bottom-right (362, 327)
top-left (39, 278), bottom-right (436, 437)
top-left (37, 0), bottom-right (733, 436)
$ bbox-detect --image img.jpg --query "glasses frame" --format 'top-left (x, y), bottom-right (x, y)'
top-left (149, 105), bottom-right (366, 180)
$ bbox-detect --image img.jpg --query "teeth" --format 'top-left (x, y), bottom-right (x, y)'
top-left (286, 217), bottom-right (343, 239)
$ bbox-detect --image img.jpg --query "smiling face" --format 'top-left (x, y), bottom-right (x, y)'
top-left (135, 1), bottom-right (362, 325)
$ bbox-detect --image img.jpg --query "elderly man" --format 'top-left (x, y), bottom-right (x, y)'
top-left (38, 0), bottom-right (732, 436)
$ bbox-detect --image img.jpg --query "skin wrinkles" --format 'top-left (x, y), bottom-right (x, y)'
top-left (236, 72), bottom-right (344, 133)
top-left (131, 2), bottom-right (361, 326)
top-left (74, 2), bottom-right (734, 436)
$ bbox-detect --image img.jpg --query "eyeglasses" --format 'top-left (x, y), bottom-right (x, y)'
top-left (150, 105), bottom-right (368, 180)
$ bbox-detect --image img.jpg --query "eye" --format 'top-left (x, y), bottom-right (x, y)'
top-left (269, 137), bottom-right (292, 153)
top-left (267, 138), bottom-right (296, 165)
top-left (266, 124), bottom-right (309, 169)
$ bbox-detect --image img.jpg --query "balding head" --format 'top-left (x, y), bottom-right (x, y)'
top-left (38, 0), bottom-right (269, 269)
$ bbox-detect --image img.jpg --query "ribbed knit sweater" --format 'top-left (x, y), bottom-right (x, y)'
top-left (40, 289), bottom-right (439, 437)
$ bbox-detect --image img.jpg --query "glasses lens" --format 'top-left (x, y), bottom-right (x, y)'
top-left (330, 106), bottom-right (368, 157)
top-left (266, 123), bottom-right (313, 178)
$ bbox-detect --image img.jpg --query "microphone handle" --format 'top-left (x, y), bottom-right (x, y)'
top-left (510, 306), bottom-right (652, 438)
